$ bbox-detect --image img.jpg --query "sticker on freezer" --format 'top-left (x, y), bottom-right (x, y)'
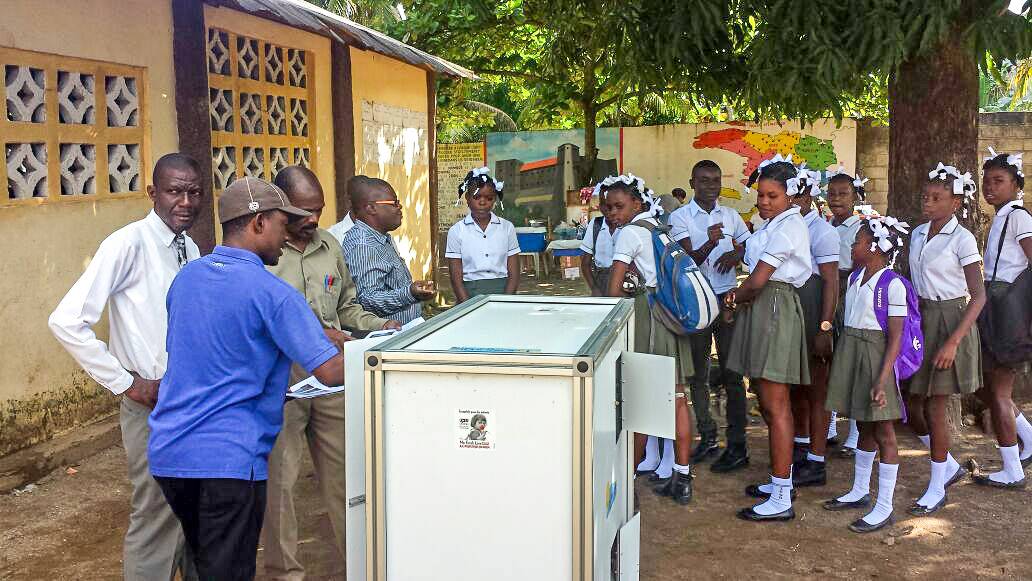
top-left (457, 409), bottom-right (495, 450)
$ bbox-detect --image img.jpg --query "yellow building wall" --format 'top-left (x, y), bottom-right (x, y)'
top-left (349, 47), bottom-right (433, 280)
top-left (0, 0), bottom-right (177, 455)
top-left (203, 5), bottom-right (337, 230)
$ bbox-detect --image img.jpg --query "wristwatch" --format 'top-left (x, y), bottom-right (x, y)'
top-left (819, 320), bottom-right (833, 332)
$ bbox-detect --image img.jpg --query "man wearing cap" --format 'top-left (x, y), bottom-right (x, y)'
top-left (342, 177), bottom-right (436, 323)
top-left (49, 153), bottom-right (203, 581)
top-left (147, 177), bottom-right (348, 581)
top-left (263, 166), bottom-right (400, 580)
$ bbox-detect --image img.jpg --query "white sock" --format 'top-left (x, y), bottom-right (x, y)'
top-left (807, 452), bottom-right (826, 463)
top-left (917, 433), bottom-right (961, 477)
top-left (861, 462), bottom-right (898, 526)
top-left (827, 412), bottom-right (839, 439)
top-left (655, 438), bottom-right (675, 478)
top-left (836, 448), bottom-right (876, 503)
top-left (673, 462), bottom-right (691, 475)
top-left (637, 436), bottom-right (661, 472)
top-left (752, 474), bottom-right (793, 515)
top-left (1016, 414), bottom-right (1032, 461)
top-left (916, 460), bottom-right (947, 508)
top-left (989, 444), bottom-right (1025, 484)
top-left (844, 420), bottom-right (860, 450)
top-left (794, 436), bottom-right (811, 445)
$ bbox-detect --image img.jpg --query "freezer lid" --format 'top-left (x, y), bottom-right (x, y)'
top-left (619, 352), bottom-right (676, 439)
top-left (375, 295), bottom-right (633, 358)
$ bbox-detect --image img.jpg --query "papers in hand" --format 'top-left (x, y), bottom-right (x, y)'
top-left (287, 318), bottom-right (426, 399)
top-left (287, 376), bottom-right (345, 399)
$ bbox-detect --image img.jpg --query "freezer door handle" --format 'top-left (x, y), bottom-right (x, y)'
top-left (618, 352), bottom-right (676, 439)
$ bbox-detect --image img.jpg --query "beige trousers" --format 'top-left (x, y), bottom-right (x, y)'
top-left (262, 393), bottom-right (347, 581)
top-left (120, 396), bottom-right (197, 581)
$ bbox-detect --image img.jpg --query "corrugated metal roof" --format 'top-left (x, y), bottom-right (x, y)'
top-left (205, 0), bottom-right (476, 79)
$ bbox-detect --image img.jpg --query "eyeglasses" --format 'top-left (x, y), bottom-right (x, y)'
top-left (371, 200), bottom-right (401, 209)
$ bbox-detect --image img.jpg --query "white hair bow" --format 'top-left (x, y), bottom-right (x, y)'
top-left (757, 153), bottom-right (794, 172)
top-left (786, 166), bottom-right (822, 197)
top-left (865, 215), bottom-right (909, 265)
top-left (599, 173), bottom-right (663, 215)
top-left (985, 146), bottom-right (1025, 178)
top-left (928, 162), bottom-right (976, 217)
top-left (456, 166), bottom-right (505, 208)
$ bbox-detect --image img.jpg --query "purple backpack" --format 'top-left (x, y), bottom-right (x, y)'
top-left (848, 268), bottom-right (924, 385)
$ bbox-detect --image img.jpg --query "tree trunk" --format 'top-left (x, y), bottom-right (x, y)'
top-left (887, 24), bottom-right (985, 247)
top-left (582, 99), bottom-right (599, 187)
top-left (887, 20), bottom-right (983, 428)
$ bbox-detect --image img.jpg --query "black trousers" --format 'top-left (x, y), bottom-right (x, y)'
top-left (154, 477), bottom-right (267, 581)
top-left (687, 291), bottom-right (748, 445)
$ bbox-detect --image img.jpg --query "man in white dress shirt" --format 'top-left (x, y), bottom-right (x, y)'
top-left (48, 153), bottom-right (204, 581)
top-left (325, 175), bottom-right (366, 245)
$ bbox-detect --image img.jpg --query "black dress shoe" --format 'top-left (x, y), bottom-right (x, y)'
top-left (822, 495), bottom-right (871, 511)
top-left (826, 436), bottom-right (841, 448)
top-left (837, 446), bottom-right (857, 459)
top-left (711, 444), bottom-right (750, 473)
top-left (972, 474), bottom-right (1027, 489)
top-left (745, 483), bottom-right (797, 500)
top-left (848, 514), bottom-right (894, 533)
top-left (945, 466), bottom-right (967, 488)
top-left (652, 475), bottom-right (673, 496)
top-left (690, 432), bottom-right (720, 464)
top-left (793, 459), bottom-right (827, 487)
top-left (736, 506), bottom-right (795, 522)
top-left (669, 471), bottom-right (694, 505)
top-left (648, 471), bottom-right (670, 484)
top-left (908, 495), bottom-right (947, 516)
top-left (1022, 454), bottom-right (1032, 469)
top-left (792, 443), bottom-right (808, 465)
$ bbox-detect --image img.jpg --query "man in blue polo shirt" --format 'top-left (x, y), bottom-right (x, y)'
top-left (148, 176), bottom-right (346, 581)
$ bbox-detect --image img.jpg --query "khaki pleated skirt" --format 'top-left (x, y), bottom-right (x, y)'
top-left (796, 274), bottom-right (823, 347)
top-left (633, 292), bottom-right (694, 384)
top-left (826, 327), bottom-right (904, 422)
top-left (907, 297), bottom-right (982, 396)
top-left (462, 277), bottom-right (509, 298)
top-left (728, 281), bottom-right (811, 385)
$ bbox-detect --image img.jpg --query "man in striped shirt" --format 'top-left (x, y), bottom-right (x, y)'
top-left (341, 177), bottom-right (436, 324)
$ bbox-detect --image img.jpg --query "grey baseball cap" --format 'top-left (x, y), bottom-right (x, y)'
top-left (218, 176), bottom-right (311, 223)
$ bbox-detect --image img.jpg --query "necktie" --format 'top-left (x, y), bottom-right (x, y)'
top-left (173, 234), bottom-right (188, 269)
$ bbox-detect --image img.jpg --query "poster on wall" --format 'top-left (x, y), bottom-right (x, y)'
top-left (621, 119), bottom-right (857, 222)
top-left (437, 143), bottom-right (486, 231)
top-left (457, 408), bottom-right (496, 451)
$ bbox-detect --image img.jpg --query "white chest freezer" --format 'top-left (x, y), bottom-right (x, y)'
top-left (344, 295), bottom-right (675, 581)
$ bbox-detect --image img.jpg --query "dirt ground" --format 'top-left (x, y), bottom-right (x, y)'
top-left (3, 268), bottom-right (1031, 580)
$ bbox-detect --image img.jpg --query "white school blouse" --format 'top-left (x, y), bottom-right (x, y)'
top-left (984, 200), bottom-right (1032, 283)
top-left (612, 212), bottom-right (660, 287)
top-left (835, 215), bottom-right (863, 272)
top-left (579, 217), bottom-right (616, 268)
top-left (445, 213), bottom-right (521, 281)
top-left (844, 267), bottom-right (908, 330)
top-left (742, 206), bottom-right (812, 288)
top-left (668, 199), bottom-right (752, 294)
top-left (803, 209), bottom-right (840, 276)
top-left (908, 216), bottom-right (981, 300)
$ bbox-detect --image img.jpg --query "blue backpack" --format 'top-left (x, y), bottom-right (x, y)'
top-left (848, 268), bottom-right (924, 383)
top-left (632, 220), bottom-right (719, 335)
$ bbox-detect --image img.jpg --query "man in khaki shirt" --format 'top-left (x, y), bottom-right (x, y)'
top-left (264, 166), bottom-right (400, 580)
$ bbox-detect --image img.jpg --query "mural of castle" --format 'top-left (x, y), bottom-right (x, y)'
top-left (493, 143), bottom-right (617, 223)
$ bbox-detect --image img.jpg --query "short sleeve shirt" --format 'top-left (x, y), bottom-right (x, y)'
top-left (668, 199), bottom-right (752, 294)
top-left (835, 215), bottom-right (863, 272)
top-left (984, 200), bottom-right (1032, 283)
top-left (742, 206), bottom-right (813, 288)
top-left (845, 267), bottom-right (908, 330)
top-left (579, 217), bottom-right (616, 268)
top-left (148, 246), bottom-right (338, 480)
top-left (612, 212), bottom-right (660, 287)
top-left (445, 213), bottom-right (520, 281)
top-left (803, 209), bottom-right (840, 275)
top-left (908, 216), bottom-right (981, 300)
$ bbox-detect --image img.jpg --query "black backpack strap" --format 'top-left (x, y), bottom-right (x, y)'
top-left (591, 215), bottom-right (604, 250)
top-left (990, 205), bottom-right (1029, 282)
